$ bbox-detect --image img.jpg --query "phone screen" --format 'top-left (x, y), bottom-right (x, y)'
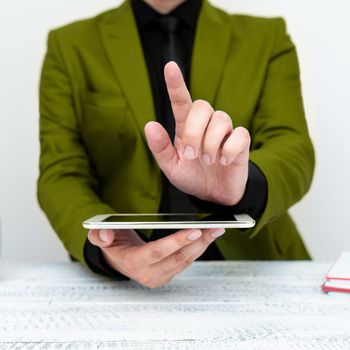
top-left (102, 213), bottom-right (236, 223)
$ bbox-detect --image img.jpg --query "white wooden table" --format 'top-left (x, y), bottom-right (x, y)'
top-left (0, 261), bottom-right (349, 349)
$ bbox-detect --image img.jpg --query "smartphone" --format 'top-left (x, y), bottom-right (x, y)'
top-left (83, 213), bottom-right (255, 230)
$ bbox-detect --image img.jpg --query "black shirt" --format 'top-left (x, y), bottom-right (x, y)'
top-left (84, 0), bottom-right (268, 278)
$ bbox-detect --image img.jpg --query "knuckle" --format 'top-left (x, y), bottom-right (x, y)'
top-left (137, 275), bottom-right (153, 288)
top-left (174, 251), bottom-right (192, 267)
top-left (122, 260), bottom-right (134, 272)
top-left (121, 254), bottom-right (138, 272)
top-left (236, 126), bottom-right (251, 144)
top-left (174, 235), bottom-right (187, 248)
top-left (202, 233), bottom-right (214, 244)
top-left (150, 247), bottom-right (164, 261)
top-left (212, 110), bottom-right (232, 126)
top-left (193, 99), bottom-right (213, 111)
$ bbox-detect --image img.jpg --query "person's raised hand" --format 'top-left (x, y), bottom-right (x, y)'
top-left (87, 227), bottom-right (225, 288)
top-left (144, 61), bottom-right (251, 206)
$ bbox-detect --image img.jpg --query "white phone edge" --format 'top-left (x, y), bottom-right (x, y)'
top-left (82, 213), bottom-right (255, 230)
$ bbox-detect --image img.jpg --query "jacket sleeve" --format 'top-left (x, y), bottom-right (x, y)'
top-left (248, 18), bottom-right (315, 237)
top-left (38, 31), bottom-right (114, 266)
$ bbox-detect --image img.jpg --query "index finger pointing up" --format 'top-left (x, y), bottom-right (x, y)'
top-left (164, 61), bottom-right (192, 138)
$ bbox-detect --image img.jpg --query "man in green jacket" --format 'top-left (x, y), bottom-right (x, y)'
top-left (38, 0), bottom-right (314, 288)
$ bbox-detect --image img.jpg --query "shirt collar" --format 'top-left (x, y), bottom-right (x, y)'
top-left (131, 0), bottom-right (202, 29)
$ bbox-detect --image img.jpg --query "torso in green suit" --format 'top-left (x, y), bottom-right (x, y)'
top-left (38, 0), bottom-right (315, 266)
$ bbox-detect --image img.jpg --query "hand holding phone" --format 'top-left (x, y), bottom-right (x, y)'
top-left (87, 226), bottom-right (225, 289)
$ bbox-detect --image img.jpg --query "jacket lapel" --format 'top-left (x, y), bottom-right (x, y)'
top-left (191, 1), bottom-right (231, 106)
top-left (98, 1), bottom-right (155, 136)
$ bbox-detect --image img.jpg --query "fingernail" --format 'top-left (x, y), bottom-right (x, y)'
top-left (184, 146), bottom-right (196, 159)
top-left (220, 156), bottom-right (228, 166)
top-left (99, 229), bottom-right (108, 242)
top-left (202, 153), bottom-right (211, 165)
top-left (211, 229), bottom-right (225, 239)
top-left (188, 230), bottom-right (202, 241)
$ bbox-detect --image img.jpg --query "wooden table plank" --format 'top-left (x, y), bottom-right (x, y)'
top-left (0, 262), bottom-right (349, 349)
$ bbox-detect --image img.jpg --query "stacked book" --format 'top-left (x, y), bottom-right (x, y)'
top-left (322, 252), bottom-right (350, 294)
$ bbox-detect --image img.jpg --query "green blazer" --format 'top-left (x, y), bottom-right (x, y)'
top-left (38, 0), bottom-right (315, 267)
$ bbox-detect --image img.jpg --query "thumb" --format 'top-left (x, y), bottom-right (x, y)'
top-left (88, 229), bottom-right (115, 248)
top-left (144, 121), bottom-right (178, 175)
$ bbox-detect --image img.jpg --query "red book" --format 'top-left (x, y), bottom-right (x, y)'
top-left (322, 252), bottom-right (350, 294)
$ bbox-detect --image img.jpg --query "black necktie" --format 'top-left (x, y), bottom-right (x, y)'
top-left (155, 15), bottom-right (186, 143)
top-left (156, 15), bottom-right (186, 80)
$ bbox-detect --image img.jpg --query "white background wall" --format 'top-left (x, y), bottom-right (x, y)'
top-left (0, 0), bottom-right (349, 262)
